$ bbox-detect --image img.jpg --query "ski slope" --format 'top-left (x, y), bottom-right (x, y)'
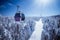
top-left (29, 18), bottom-right (43, 40)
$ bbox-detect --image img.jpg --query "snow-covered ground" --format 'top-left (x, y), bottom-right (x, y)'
top-left (29, 18), bottom-right (43, 40)
top-left (0, 15), bottom-right (60, 40)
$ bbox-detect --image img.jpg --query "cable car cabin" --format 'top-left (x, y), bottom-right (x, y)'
top-left (14, 12), bottom-right (25, 21)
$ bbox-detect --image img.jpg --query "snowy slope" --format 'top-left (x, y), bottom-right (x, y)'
top-left (29, 19), bottom-right (43, 40)
top-left (0, 15), bottom-right (60, 40)
top-left (0, 16), bottom-right (36, 40)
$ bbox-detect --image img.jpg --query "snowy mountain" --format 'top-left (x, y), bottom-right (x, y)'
top-left (0, 15), bottom-right (60, 40)
top-left (0, 16), bottom-right (36, 40)
top-left (41, 15), bottom-right (60, 40)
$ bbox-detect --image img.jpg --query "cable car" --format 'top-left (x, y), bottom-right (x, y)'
top-left (14, 6), bottom-right (25, 21)
top-left (14, 11), bottom-right (25, 21)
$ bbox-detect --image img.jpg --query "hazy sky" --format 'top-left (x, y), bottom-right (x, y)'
top-left (0, 0), bottom-right (60, 17)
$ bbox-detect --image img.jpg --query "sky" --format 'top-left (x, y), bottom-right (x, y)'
top-left (0, 0), bottom-right (60, 17)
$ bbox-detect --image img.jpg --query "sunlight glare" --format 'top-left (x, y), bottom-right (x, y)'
top-left (34, 0), bottom-right (53, 6)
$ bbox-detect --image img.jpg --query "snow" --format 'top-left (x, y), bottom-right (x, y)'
top-left (29, 18), bottom-right (43, 40)
top-left (0, 16), bottom-right (36, 40)
top-left (0, 15), bottom-right (60, 40)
